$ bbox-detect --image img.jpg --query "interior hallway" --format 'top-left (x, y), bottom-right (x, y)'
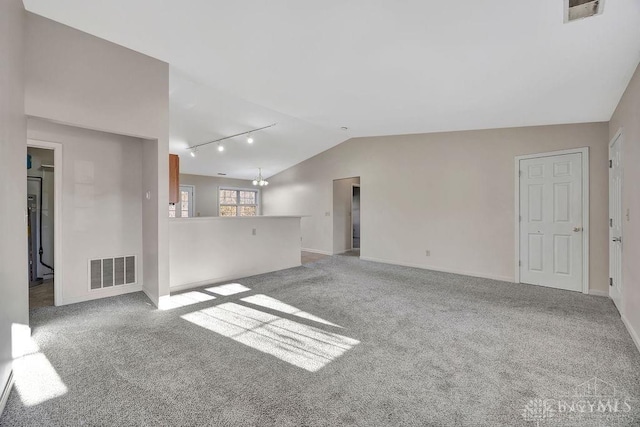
top-left (29, 279), bottom-right (54, 309)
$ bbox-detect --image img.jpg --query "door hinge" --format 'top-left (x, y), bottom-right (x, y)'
top-left (610, 218), bottom-right (613, 227)
top-left (609, 277), bottom-right (613, 287)
top-left (519, 215), bottom-right (522, 222)
top-left (609, 160), bottom-right (612, 168)
top-left (519, 170), bottom-right (522, 177)
top-left (519, 260), bottom-right (522, 267)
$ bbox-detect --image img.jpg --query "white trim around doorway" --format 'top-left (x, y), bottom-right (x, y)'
top-left (514, 147), bottom-right (590, 294)
top-left (28, 139), bottom-right (63, 306)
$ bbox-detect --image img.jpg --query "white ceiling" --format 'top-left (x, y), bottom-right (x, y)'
top-left (24, 0), bottom-right (640, 179)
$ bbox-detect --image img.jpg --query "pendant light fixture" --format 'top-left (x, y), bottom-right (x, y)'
top-left (252, 168), bottom-right (269, 186)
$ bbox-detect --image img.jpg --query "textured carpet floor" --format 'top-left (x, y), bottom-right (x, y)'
top-left (2, 255), bottom-right (639, 426)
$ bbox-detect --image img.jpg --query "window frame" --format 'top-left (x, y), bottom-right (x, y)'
top-left (218, 187), bottom-right (261, 217)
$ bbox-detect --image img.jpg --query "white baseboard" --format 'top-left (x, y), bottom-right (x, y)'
top-left (169, 262), bottom-right (302, 294)
top-left (301, 248), bottom-right (333, 256)
top-left (143, 288), bottom-right (160, 308)
top-left (0, 370), bottom-right (14, 419)
top-left (359, 256), bottom-right (514, 282)
top-left (622, 315), bottom-right (640, 355)
top-left (589, 289), bottom-right (609, 297)
top-left (60, 284), bottom-right (142, 306)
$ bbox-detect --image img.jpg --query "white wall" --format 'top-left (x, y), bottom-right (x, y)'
top-left (25, 12), bottom-right (170, 305)
top-left (609, 61), bottom-right (640, 352)
top-left (169, 217), bottom-right (301, 291)
top-left (0, 0), bottom-right (27, 409)
top-left (263, 123), bottom-right (610, 292)
top-left (28, 119), bottom-right (144, 305)
top-left (179, 173), bottom-right (255, 217)
top-left (332, 177), bottom-right (360, 254)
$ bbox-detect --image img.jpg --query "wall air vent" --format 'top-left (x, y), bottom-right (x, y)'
top-left (565, 0), bottom-right (604, 23)
top-left (89, 256), bottom-right (136, 290)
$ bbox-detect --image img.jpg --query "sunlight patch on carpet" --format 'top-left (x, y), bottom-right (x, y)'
top-left (13, 353), bottom-right (67, 406)
top-left (241, 294), bottom-right (342, 328)
top-left (160, 291), bottom-right (216, 310)
top-left (205, 283), bottom-right (251, 296)
top-left (181, 302), bottom-right (359, 372)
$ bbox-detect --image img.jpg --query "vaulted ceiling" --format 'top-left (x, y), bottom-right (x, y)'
top-left (24, 0), bottom-right (640, 179)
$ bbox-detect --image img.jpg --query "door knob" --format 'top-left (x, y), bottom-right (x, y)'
top-left (612, 237), bottom-right (622, 243)
top-left (573, 227), bottom-right (583, 232)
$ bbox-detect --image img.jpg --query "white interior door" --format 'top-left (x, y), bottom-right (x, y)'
top-left (178, 185), bottom-right (194, 218)
top-left (519, 153), bottom-right (584, 292)
top-left (609, 134), bottom-right (623, 312)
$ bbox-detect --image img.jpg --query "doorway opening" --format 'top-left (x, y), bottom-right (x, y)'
top-left (27, 140), bottom-right (62, 308)
top-left (27, 147), bottom-right (55, 308)
top-left (515, 148), bottom-right (589, 294)
top-left (352, 184), bottom-right (361, 250)
top-left (332, 177), bottom-right (360, 256)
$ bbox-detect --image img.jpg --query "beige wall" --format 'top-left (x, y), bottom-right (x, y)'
top-left (0, 0), bottom-right (27, 404)
top-left (25, 12), bottom-right (170, 305)
top-left (179, 174), bottom-right (256, 217)
top-left (333, 177), bottom-right (360, 254)
top-left (263, 123), bottom-right (609, 292)
top-left (609, 62), bottom-right (640, 349)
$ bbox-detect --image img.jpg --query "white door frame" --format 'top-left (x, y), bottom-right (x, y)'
top-left (350, 184), bottom-right (360, 250)
top-left (514, 147), bottom-right (590, 294)
top-left (609, 128), bottom-right (623, 310)
top-left (27, 139), bottom-right (63, 306)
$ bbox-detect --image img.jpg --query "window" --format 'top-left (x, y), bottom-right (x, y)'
top-left (169, 185), bottom-right (194, 218)
top-left (219, 188), bottom-right (259, 217)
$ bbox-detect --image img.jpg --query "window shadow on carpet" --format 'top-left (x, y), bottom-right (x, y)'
top-left (179, 287), bottom-right (359, 372)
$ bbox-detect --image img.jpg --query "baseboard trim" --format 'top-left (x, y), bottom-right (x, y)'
top-left (60, 284), bottom-right (142, 306)
top-left (0, 370), bottom-right (14, 419)
top-left (588, 289), bottom-right (609, 297)
top-left (359, 256), bottom-right (513, 283)
top-left (621, 315), bottom-right (640, 355)
top-left (143, 288), bottom-right (160, 308)
top-left (169, 262), bottom-right (302, 294)
top-left (301, 248), bottom-right (333, 256)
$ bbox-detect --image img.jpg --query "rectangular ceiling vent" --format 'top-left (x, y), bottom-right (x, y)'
top-left (565, 0), bottom-right (604, 23)
top-left (89, 256), bottom-right (136, 290)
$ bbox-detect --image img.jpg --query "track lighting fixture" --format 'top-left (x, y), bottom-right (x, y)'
top-left (186, 123), bottom-right (276, 155)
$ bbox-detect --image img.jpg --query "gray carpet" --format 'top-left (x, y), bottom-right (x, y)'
top-left (2, 255), bottom-right (639, 426)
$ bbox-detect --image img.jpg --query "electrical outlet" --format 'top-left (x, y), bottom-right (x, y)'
top-left (252, 228), bottom-right (256, 236)
top-left (325, 211), bottom-right (331, 216)
top-left (425, 250), bottom-right (431, 257)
